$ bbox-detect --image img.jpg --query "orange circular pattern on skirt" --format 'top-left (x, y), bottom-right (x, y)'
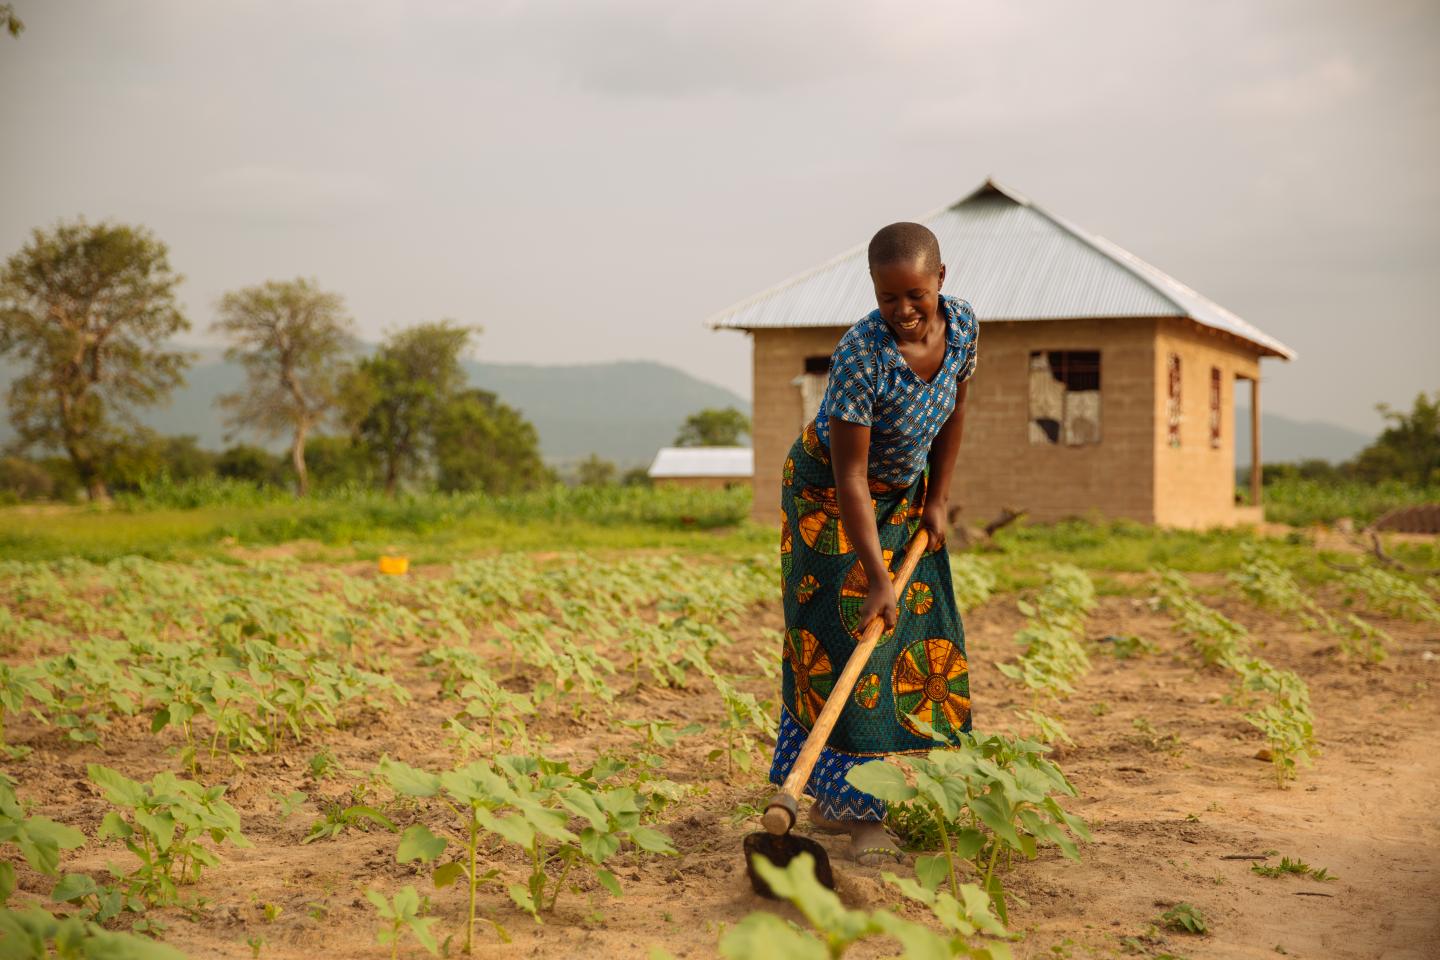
top-left (893, 637), bottom-right (970, 740)
top-left (785, 628), bottom-right (834, 726)
top-left (905, 581), bottom-right (935, 615)
top-left (838, 551), bottom-right (896, 644)
top-left (853, 673), bottom-right (881, 709)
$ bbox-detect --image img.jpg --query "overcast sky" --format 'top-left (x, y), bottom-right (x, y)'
top-left (2, 0), bottom-right (1435, 434)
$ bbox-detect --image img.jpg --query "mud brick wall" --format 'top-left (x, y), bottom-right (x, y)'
top-left (1151, 317), bottom-right (1261, 528)
top-left (744, 317), bottom-right (1264, 528)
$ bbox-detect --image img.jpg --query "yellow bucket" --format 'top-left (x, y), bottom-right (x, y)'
top-left (378, 555), bottom-right (409, 576)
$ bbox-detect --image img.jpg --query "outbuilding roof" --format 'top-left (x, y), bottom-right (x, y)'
top-left (707, 179), bottom-right (1295, 360)
top-left (647, 446), bottom-right (754, 478)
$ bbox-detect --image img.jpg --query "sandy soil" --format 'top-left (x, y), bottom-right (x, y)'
top-left (4, 568), bottom-right (1439, 960)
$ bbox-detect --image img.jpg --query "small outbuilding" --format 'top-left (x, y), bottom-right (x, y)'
top-left (708, 179), bottom-right (1295, 528)
top-left (647, 447), bottom-right (753, 489)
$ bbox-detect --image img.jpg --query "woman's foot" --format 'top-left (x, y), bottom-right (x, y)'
top-left (806, 807), bottom-right (903, 864)
top-left (848, 820), bottom-right (903, 866)
top-left (807, 805), bottom-right (850, 835)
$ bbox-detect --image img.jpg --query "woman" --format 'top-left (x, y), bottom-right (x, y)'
top-left (768, 221), bottom-right (977, 865)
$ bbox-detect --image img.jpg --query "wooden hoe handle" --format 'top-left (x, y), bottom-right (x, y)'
top-left (762, 529), bottom-right (930, 836)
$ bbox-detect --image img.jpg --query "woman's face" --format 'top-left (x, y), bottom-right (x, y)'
top-left (871, 257), bottom-right (946, 344)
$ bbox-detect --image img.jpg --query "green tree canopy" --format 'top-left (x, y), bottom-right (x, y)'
top-left (342, 320), bottom-right (474, 496)
top-left (575, 453), bottom-right (617, 488)
top-left (675, 407), bottom-right (750, 447)
top-left (435, 388), bottom-right (550, 494)
top-left (0, 220), bottom-right (190, 499)
top-left (1350, 391), bottom-right (1440, 486)
top-left (212, 278), bottom-right (354, 496)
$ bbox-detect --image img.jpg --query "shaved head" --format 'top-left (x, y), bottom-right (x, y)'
top-left (867, 222), bottom-right (941, 275)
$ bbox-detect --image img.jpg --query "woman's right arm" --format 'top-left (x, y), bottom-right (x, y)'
top-left (829, 419), bottom-right (897, 631)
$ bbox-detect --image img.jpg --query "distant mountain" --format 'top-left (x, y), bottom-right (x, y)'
top-left (0, 354), bottom-right (1373, 470)
top-left (0, 354), bottom-right (750, 470)
top-left (1234, 407), bottom-right (1371, 467)
top-left (464, 360), bottom-right (750, 467)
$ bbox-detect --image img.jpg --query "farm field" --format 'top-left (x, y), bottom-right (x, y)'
top-left (1, 508), bottom-right (1438, 959)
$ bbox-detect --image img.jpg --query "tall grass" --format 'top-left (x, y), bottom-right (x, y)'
top-left (0, 484), bottom-right (762, 562)
top-left (1259, 478), bottom-right (1439, 527)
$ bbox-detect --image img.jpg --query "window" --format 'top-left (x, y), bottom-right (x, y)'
top-left (794, 355), bottom-right (832, 423)
top-left (1028, 351), bottom-right (1101, 445)
top-left (1209, 366), bottom-right (1222, 449)
top-left (1166, 352), bottom-right (1182, 448)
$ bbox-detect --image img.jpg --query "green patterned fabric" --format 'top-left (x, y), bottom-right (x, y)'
top-left (777, 421), bottom-right (972, 757)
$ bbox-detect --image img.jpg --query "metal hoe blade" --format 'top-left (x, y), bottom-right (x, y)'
top-left (742, 830), bottom-right (835, 898)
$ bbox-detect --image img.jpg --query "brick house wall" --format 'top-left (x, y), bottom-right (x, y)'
top-left (746, 317), bottom-right (1264, 527)
top-left (1151, 318), bottom-right (1260, 528)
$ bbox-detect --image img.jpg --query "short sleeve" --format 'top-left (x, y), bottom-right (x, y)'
top-left (823, 330), bottom-right (879, 428)
top-left (952, 300), bottom-right (978, 384)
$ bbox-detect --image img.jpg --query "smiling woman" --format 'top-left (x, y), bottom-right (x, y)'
top-left (768, 221), bottom-right (979, 867)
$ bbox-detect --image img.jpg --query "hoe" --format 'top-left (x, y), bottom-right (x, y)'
top-left (745, 528), bottom-right (930, 897)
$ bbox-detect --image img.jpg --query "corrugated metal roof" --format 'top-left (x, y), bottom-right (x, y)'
top-left (647, 446), bottom-right (754, 478)
top-left (707, 179), bottom-right (1295, 360)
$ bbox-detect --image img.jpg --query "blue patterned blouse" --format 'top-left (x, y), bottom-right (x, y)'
top-left (815, 295), bottom-right (979, 485)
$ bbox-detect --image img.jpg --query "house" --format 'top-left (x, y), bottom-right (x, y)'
top-left (708, 179), bottom-right (1295, 528)
top-left (647, 446), bottom-right (753, 489)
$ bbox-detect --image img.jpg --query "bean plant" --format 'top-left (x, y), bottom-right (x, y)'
top-left (88, 764), bottom-right (250, 907)
top-left (722, 853), bottom-right (1014, 960)
top-left (848, 733), bottom-right (1090, 922)
top-left (379, 753), bottom-right (675, 952)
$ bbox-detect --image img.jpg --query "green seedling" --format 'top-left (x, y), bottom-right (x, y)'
top-left (303, 793), bottom-right (397, 843)
top-left (1158, 902), bottom-right (1207, 935)
top-left (849, 733), bottom-right (1089, 923)
top-left (0, 906), bottom-right (186, 960)
top-left (366, 885), bottom-right (439, 959)
top-left (1251, 856), bottom-right (1336, 881)
top-left (0, 773), bottom-right (86, 904)
top-left (88, 763), bottom-right (250, 907)
top-left (721, 853), bottom-right (1014, 959)
top-left (381, 752), bottom-right (674, 950)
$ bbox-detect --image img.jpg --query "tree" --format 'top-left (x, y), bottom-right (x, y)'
top-left (1, 4), bottom-right (23, 39)
top-left (212, 278), bottom-right (354, 496)
top-left (342, 320), bottom-right (473, 496)
top-left (1350, 391), bottom-right (1440, 486)
top-left (575, 454), bottom-right (616, 487)
top-left (435, 388), bottom-right (549, 494)
top-left (216, 444), bottom-right (284, 486)
top-left (0, 220), bottom-right (190, 499)
top-left (674, 407), bottom-right (750, 447)
top-left (304, 434), bottom-right (372, 491)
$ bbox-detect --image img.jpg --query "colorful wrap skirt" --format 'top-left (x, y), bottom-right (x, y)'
top-left (768, 421), bottom-right (972, 822)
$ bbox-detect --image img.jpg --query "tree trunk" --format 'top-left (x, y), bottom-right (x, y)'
top-left (384, 457), bottom-right (398, 498)
top-left (291, 421), bottom-right (310, 498)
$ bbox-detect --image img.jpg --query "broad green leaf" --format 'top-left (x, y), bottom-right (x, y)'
top-left (0, 861), bottom-right (12, 905)
top-left (133, 811), bottom-right (176, 853)
top-left (872, 912), bottom-right (953, 960)
top-left (844, 761), bottom-right (917, 803)
top-left (628, 827), bottom-right (675, 855)
top-left (86, 764), bottom-right (144, 807)
top-left (392, 885), bottom-right (421, 919)
top-left (952, 827), bottom-right (986, 861)
top-left (581, 827), bottom-right (620, 864)
top-left (595, 867), bottom-right (623, 897)
top-left (378, 759), bottom-right (441, 798)
top-left (432, 862), bottom-right (465, 888)
top-left (407, 914), bottom-right (440, 956)
top-left (507, 882), bottom-right (539, 919)
top-left (98, 812), bottom-right (132, 841)
top-left (914, 854), bottom-right (950, 892)
top-left (475, 809), bottom-right (534, 848)
top-left (397, 824), bottom-right (447, 864)
top-left (718, 912), bottom-right (828, 960)
top-left (23, 817), bottom-right (85, 852)
top-left (50, 872), bottom-right (98, 902)
top-left (365, 888), bottom-right (393, 918)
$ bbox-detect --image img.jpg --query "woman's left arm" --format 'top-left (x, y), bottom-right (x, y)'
top-left (921, 379), bottom-right (970, 550)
